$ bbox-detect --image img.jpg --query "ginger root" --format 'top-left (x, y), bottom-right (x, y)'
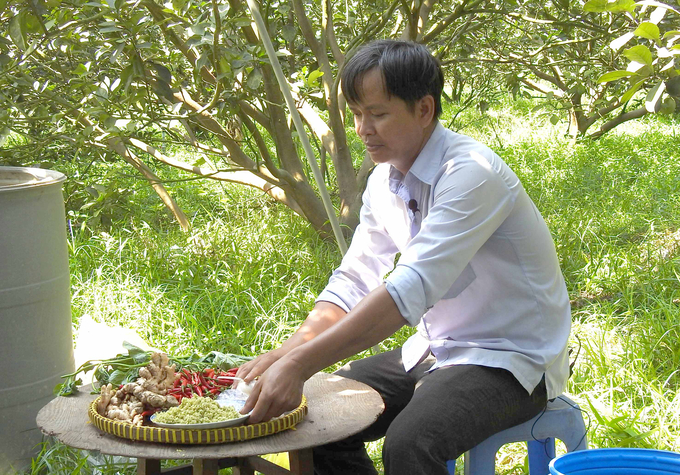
top-left (98, 352), bottom-right (179, 426)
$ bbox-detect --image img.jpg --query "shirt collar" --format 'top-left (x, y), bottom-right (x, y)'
top-left (388, 121), bottom-right (446, 189)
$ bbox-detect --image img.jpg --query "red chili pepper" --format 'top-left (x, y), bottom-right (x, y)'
top-left (198, 372), bottom-right (211, 389)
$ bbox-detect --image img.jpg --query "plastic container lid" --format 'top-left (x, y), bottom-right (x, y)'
top-left (550, 448), bottom-right (680, 475)
top-left (0, 166), bottom-right (66, 192)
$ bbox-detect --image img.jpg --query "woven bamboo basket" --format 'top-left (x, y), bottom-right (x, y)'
top-left (88, 396), bottom-right (308, 444)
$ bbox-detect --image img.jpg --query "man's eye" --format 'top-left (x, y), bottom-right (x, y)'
top-left (373, 113), bottom-right (386, 118)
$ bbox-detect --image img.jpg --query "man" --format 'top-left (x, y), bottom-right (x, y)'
top-left (236, 40), bottom-right (572, 475)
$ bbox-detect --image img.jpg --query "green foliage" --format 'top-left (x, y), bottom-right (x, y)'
top-left (595, 0), bottom-right (680, 116)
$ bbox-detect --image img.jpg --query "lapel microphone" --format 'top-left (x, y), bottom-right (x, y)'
top-left (408, 199), bottom-right (419, 213)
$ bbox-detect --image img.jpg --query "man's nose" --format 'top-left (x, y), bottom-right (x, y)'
top-left (356, 117), bottom-right (374, 137)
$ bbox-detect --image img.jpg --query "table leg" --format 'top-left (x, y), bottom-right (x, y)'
top-left (193, 459), bottom-right (219, 475)
top-left (137, 458), bottom-right (161, 475)
top-left (232, 457), bottom-right (255, 475)
top-left (288, 449), bottom-right (313, 475)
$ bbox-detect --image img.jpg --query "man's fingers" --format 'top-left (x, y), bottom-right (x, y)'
top-left (247, 392), bottom-right (272, 424)
top-left (241, 382), bottom-right (261, 414)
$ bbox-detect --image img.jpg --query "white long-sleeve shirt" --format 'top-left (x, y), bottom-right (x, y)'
top-left (317, 122), bottom-right (571, 399)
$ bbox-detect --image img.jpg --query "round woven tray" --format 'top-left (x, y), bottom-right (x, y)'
top-left (88, 396), bottom-right (308, 445)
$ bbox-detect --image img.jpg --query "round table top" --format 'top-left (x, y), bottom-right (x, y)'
top-left (36, 372), bottom-right (384, 460)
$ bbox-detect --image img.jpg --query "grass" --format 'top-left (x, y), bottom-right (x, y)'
top-left (12, 99), bottom-right (680, 474)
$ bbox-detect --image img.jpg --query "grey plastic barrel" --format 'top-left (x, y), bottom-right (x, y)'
top-left (0, 167), bottom-right (75, 473)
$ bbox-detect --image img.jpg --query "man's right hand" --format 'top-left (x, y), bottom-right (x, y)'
top-left (236, 348), bottom-right (286, 383)
top-left (235, 302), bottom-right (347, 383)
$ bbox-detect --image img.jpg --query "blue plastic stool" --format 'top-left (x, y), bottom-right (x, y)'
top-left (446, 395), bottom-right (588, 475)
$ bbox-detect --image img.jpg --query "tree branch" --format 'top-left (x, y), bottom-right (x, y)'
top-left (422, 0), bottom-right (485, 43)
top-left (590, 107), bottom-right (647, 139)
top-left (323, 0), bottom-right (344, 66)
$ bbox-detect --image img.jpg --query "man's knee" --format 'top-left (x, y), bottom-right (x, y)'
top-left (382, 410), bottom-right (456, 462)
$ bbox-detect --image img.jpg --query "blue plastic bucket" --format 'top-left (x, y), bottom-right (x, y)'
top-left (550, 448), bottom-right (680, 475)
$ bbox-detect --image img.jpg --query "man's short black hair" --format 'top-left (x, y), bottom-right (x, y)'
top-left (341, 40), bottom-right (444, 118)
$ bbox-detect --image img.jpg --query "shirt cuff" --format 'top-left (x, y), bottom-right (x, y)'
top-left (384, 264), bottom-right (427, 327)
top-left (315, 289), bottom-right (352, 313)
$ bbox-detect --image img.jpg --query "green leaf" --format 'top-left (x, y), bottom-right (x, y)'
top-left (659, 96), bottom-right (676, 114)
top-left (634, 22), bottom-right (660, 42)
top-left (107, 369), bottom-right (127, 386)
top-left (94, 366), bottom-right (110, 385)
top-left (307, 69), bottom-right (324, 87)
top-left (246, 67), bottom-right (262, 89)
top-left (645, 80), bottom-right (666, 112)
top-left (23, 12), bottom-right (41, 34)
top-left (73, 63), bottom-right (88, 76)
top-left (207, 351), bottom-right (252, 370)
top-left (621, 78), bottom-right (646, 103)
top-left (54, 378), bottom-right (82, 397)
top-left (584, 0), bottom-right (608, 11)
top-left (8, 14), bottom-right (27, 51)
top-left (281, 24), bottom-right (296, 42)
top-left (598, 70), bottom-right (635, 83)
top-left (663, 30), bottom-right (680, 41)
top-left (123, 341), bottom-right (148, 356)
top-left (624, 45), bottom-right (653, 66)
top-left (607, 0), bottom-right (636, 12)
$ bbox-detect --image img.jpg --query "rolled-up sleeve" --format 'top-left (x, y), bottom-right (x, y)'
top-left (384, 153), bottom-right (519, 326)
top-left (316, 174), bottom-right (400, 312)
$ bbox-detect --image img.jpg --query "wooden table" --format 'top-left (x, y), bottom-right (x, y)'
top-left (37, 372), bottom-right (384, 475)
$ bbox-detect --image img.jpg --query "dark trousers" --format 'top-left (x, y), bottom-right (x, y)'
top-left (313, 348), bottom-right (547, 475)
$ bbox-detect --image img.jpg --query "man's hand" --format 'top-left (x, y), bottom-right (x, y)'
top-left (241, 356), bottom-right (306, 423)
top-left (235, 348), bottom-right (285, 383)
top-left (238, 287), bottom-right (405, 422)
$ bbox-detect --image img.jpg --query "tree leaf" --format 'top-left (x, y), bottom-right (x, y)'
top-left (247, 67), bottom-right (263, 89)
top-left (281, 24), bottom-right (296, 43)
top-left (584, 0), bottom-right (608, 11)
top-left (624, 45), bottom-right (653, 66)
top-left (645, 80), bottom-right (666, 112)
top-left (607, 0), bottom-right (636, 12)
top-left (621, 78), bottom-right (646, 103)
top-left (9, 14), bottom-right (27, 51)
top-left (307, 69), bottom-right (324, 87)
top-left (634, 22), bottom-right (660, 42)
top-left (598, 70), bottom-right (635, 83)
top-left (659, 96), bottom-right (676, 114)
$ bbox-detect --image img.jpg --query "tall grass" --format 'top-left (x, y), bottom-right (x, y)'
top-left (24, 100), bottom-right (680, 474)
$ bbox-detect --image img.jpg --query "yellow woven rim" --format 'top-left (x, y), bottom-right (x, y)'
top-left (88, 395), bottom-right (308, 445)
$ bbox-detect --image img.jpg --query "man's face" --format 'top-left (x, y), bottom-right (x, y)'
top-left (348, 68), bottom-right (435, 174)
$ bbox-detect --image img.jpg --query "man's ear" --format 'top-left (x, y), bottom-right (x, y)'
top-left (418, 95), bottom-right (436, 126)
